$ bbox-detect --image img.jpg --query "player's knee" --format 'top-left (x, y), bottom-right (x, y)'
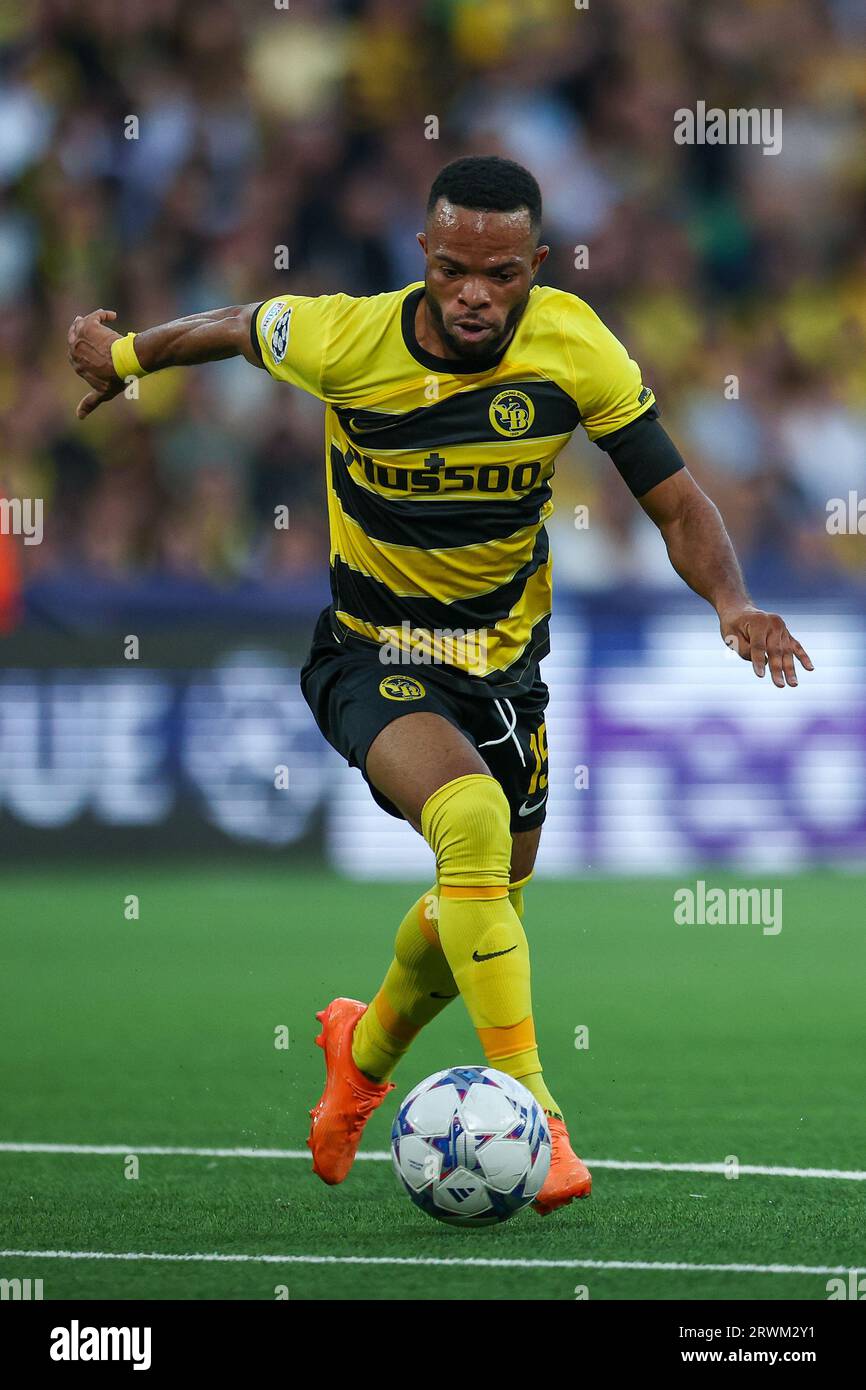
top-left (420, 773), bottom-right (511, 888)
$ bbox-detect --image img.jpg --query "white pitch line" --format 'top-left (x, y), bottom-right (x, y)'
top-left (584, 1159), bottom-right (866, 1181)
top-left (0, 1142), bottom-right (864, 1182)
top-left (0, 1249), bottom-right (861, 1277)
top-left (0, 1143), bottom-right (318, 1159)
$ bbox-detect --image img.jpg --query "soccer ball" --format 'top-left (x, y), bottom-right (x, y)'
top-left (391, 1066), bottom-right (551, 1226)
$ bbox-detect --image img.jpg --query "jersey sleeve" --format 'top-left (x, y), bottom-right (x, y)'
top-left (564, 301), bottom-right (656, 441)
top-left (558, 296), bottom-right (684, 496)
top-left (250, 294), bottom-right (341, 399)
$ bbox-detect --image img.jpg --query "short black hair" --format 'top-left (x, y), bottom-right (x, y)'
top-left (427, 156), bottom-right (542, 233)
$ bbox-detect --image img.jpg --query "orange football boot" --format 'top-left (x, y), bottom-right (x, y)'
top-left (533, 1116), bottom-right (592, 1215)
top-left (307, 997), bottom-right (395, 1185)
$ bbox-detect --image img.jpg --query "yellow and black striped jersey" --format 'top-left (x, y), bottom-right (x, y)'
top-left (251, 281), bottom-right (659, 695)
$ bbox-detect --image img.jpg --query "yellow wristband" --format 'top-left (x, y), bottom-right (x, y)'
top-left (110, 332), bottom-right (146, 380)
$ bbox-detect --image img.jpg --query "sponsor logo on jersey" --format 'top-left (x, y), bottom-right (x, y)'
top-left (260, 300), bottom-right (286, 337)
top-left (345, 444), bottom-right (543, 496)
top-left (379, 674), bottom-right (426, 701)
top-left (637, 385), bottom-right (653, 405)
top-left (489, 389), bottom-right (535, 437)
top-left (271, 307), bottom-right (293, 363)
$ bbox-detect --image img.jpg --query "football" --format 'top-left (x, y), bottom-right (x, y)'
top-left (391, 1066), bottom-right (551, 1225)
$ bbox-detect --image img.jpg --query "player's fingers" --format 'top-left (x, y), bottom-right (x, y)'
top-left (95, 308), bottom-right (117, 323)
top-left (76, 389), bottom-right (103, 419)
top-left (748, 633), bottom-right (767, 678)
top-left (72, 363), bottom-right (105, 391)
top-left (791, 638), bottom-right (814, 671)
top-left (67, 316), bottom-right (83, 345)
top-left (781, 644), bottom-right (798, 687)
top-left (765, 625), bottom-right (787, 688)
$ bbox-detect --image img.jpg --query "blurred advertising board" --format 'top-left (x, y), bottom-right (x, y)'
top-left (0, 592), bottom-right (858, 875)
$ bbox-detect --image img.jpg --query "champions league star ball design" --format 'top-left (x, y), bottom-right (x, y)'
top-left (391, 1066), bottom-right (551, 1226)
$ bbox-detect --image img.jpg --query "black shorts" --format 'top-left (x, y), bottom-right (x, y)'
top-left (300, 607), bottom-right (551, 831)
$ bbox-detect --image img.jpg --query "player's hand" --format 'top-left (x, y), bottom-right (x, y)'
top-left (67, 308), bottom-right (125, 418)
top-left (719, 605), bottom-right (814, 688)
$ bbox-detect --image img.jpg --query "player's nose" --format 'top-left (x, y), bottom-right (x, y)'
top-left (457, 279), bottom-right (491, 309)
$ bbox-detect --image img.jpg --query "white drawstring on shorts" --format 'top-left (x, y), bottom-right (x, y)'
top-left (478, 698), bottom-right (526, 767)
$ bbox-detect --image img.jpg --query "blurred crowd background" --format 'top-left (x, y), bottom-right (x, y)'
top-left (2, 0), bottom-right (866, 629)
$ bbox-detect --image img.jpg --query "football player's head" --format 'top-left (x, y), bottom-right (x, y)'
top-left (419, 156), bottom-right (549, 360)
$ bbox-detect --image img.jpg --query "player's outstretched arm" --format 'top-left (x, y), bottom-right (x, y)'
top-left (67, 303), bottom-right (261, 420)
top-left (639, 468), bottom-right (814, 688)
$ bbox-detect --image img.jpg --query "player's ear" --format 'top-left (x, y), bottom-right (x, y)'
top-left (417, 232), bottom-right (428, 255)
top-left (531, 244), bottom-right (550, 277)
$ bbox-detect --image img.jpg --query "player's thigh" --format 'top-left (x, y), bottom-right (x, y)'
top-left (366, 714), bottom-right (544, 881)
top-left (365, 711), bottom-right (492, 833)
top-left (510, 825), bottom-right (542, 884)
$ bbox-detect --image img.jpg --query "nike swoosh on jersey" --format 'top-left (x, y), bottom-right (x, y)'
top-left (518, 792), bottom-right (548, 816)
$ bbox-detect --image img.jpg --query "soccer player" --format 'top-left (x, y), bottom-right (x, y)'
top-left (67, 155), bottom-right (813, 1214)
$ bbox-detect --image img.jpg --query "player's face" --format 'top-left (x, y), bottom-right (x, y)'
top-left (418, 201), bottom-right (549, 360)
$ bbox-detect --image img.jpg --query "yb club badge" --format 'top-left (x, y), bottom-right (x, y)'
top-left (489, 389), bottom-right (534, 437)
top-left (379, 674), bottom-right (426, 701)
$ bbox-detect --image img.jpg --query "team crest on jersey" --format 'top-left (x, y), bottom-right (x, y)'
top-left (489, 389), bottom-right (535, 437)
top-left (379, 675), bottom-right (426, 701)
top-left (271, 307), bottom-right (293, 363)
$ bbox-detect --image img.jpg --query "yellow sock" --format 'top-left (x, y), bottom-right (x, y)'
top-left (352, 886), bottom-right (456, 1081)
top-left (495, 874), bottom-right (561, 1117)
top-left (351, 880), bottom-right (532, 1084)
top-left (421, 774), bottom-right (562, 1119)
top-left (515, 1071), bottom-right (562, 1120)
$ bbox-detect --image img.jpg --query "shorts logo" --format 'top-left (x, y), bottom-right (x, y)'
top-left (518, 792), bottom-right (548, 817)
top-left (489, 389), bottom-right (535, 437)
top-left (271, 307), bottom-right (293, 363)
top-left (379, 674), bottom-right (426, 701)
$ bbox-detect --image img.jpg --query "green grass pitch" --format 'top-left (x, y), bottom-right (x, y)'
top-left (1, 866), bottom-right (864, 1301)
